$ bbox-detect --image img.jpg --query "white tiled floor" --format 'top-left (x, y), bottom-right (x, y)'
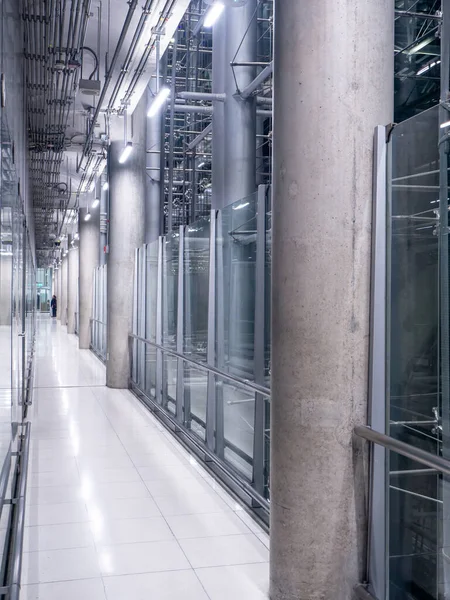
top-left (21, 316), bottom-right (269, 599)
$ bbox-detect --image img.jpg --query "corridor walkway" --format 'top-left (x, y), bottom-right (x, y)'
top-left (21, 316), bottom-right (269, 599)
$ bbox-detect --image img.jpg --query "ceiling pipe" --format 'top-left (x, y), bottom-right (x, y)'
top-left (178, 91), bottom-right (226, 102)
top-left (78, 0), bottom-right (139, 172)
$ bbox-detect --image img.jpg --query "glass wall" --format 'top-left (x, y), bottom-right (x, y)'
top-left (384, 105), bottom-right (445, 600)
top-left (131, 186), bottom-right (271, 519)
top-left (91, 265), bottom-right (107, 361)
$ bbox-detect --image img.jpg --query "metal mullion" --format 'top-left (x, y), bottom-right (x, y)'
top-left (132, 248), bottom-right (139, 384)
top-left (156, 236), bottom-right (164, 404)
top-left (139, 246), bottom-right (147, 389)
top-left (176, 226), bottom-right (185, 422)
top-left (252, 185), bottom-right (267, 497)
top-left (215, 209), bottom-right (225, 458)
top-left (206, 210), bottom-right (217, 450)
top-left (367, 125), bottom-right (388, 600)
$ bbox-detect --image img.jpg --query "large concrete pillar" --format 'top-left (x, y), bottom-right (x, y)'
top-left (79, 204), bottom-right (100, 349)
top-left (270, 2), bottom-right (394, 600)
top-left (146, 81), bottom-right (161, 243)
top-left (60, 255), bottom-right (68, 326)
top-left (67, 236), bottom-right (79, 334)
top-left (223, 1), bottom-right (257, 206)
top-left (106, 95), bottom-right (146, 388)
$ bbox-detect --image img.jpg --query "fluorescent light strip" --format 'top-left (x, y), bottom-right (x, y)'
top-left (147, 87), bottom-right (170, 118)
top-left (204, 2), bottom-right (224, 28)
top-left (102, 181), bottom-right (109, 191)
top-left (119, 142), bottom-right (133, 164)
top-left (92, 199), bottom-right (100, 208)
top-left (440, 120), bottom-right (450, 129)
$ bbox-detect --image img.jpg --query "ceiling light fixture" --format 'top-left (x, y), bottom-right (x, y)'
top-left (118, 142), bottom-right (133, 164)
top-left (92, 198), bottom-right (100, 208)
top-left (147, 87), bottom-right (170, 118)
top-left (102, 181), bottom-right (109, 191)
top-left (204, 2), bottom-right (225, 27)
top-left (440, 120), bottom-right (450, 129)
top-left (417, 59), bottom-right (440, 76)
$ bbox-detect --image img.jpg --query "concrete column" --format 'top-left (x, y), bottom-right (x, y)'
top-left (67, 236), bottom-right (79, 334)
top-left (79, 206), bottom-right (100, 349)
top-left (146, 81), bottom-right (161, 243)
top-left (270, 2), bottom-right (394, 600)
top-left (223, 1), bottom-right (257, 206)
top-left (60, 256), bottom-right (68, 326)
top-left (106, 95), bottom-right (146, 388)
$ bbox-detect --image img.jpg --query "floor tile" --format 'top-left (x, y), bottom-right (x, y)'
top-left (76, 467), bottom-right (142, 483)
top-left (28, 470), bottom-right (80, 488)
top-left (137, 463), bottom-right (203, 481)
top-left (89, 516), bottom-right (174, 546)
top-left (21, 578), bottom-right (107, 600)
top-left (166, 511), bottom-right (252, 539)
top-left (24, 522), bottom-right (95, 552)
top-left (179, 534), bottom-right (269, 568)
top-left (153, 492), bottom-right (231, 517)
top-left (196, 563), bottom-right (270, 599)
top-left (25, 501), bottom-right (89, 526)
top-left (103, 570), bottom-right (209, 600)
top-left (97, 540), bottom-right (190, 576)
top-left (144, 475), bottom-right (213, 498)
top-left (21, 546), bottom-right (101, 584)
top-left (27, 484), bottom-right (81, 505)
top-left (86, 497), bottom-right (161, 521)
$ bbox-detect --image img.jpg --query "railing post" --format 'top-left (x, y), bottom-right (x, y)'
top-left (206, 210), bottom-right (217, 451)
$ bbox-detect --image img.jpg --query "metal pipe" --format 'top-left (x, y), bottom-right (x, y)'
top-left (178, 91), bottom-right (226, 102)
top-left (395, 10), bottom-right (441, 19)
top-left (172, 104), bottom-right (214, 115)
top-left (187, 123), bottom-right (212, 150)
top-left (241, 61), bottom-right (273, 98)
top-left (354, 426), bottom-right (450, 476)
top-left (78, 0), bottom-right (139, 170)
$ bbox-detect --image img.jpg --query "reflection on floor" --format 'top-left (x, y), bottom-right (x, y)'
top-left (21, 316), bottom-right (269, 599)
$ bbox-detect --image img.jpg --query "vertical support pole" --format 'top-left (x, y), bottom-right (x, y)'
top-left (215, 208), bottom-right (225, 458)
top-left (176, 226), bottom-right (185, 422)
top-left (368, 126), bottom-right (388, 600)
top-left (156, 236), bottom-right (164, 404)
top-left (132, 248), bottom-right (139, 384)
top-left (440, 2), bottom-right (450, 597)
top-left (139, 245), bottom-right (147, 388)
top-left (206, 210), bottom-right (217, 450)
top-left (252, 184), bottom-right (267, 497)
top-left (167, 31), bottom-right (178, 232)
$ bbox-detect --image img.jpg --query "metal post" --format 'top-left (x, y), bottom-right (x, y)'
top-left (367, 126), bottom-right (389, 600)
top-left (206, 210), bottom-right (217, 450)
top-left (167, 32), bottom-right (178, 232)
top-left (252, 185), bottom-right (267, 497)
top-left (440, 2), bottom-right (450, 597)
top-left (156, 236), bottom-right (164, 404)
top-left (176, 226), bottom-right (185, 422)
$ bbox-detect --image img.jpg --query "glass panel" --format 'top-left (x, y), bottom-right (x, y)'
top-left (388, 450), bottom-right (440, 600)
top-left (219, 377), bottom-right (254, 481)
top-left (388, 105), bottom-right (441, 600)
top-left (162, 233), bottom-right (179, 412)
top-left (145, 241), bottom-right (159, 399)
top-left (184, 216), bottom-right (210, 361)
top-left (185, 366), bottom-right (207, 441)
top-left (216, 193), bottom-right (257, 380)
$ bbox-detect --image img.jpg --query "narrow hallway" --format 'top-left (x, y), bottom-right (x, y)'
top-left (21, 316), bottom-right (269, 599)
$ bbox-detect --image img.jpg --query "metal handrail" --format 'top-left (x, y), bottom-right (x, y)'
top-left (354, 425), bottom-right (448, 475)
top-left (129, 333), bottom-right (271, 398)
top-left (6, 421), bottom-right (31, 600)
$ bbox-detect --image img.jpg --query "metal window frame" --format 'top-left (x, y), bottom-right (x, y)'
top-left (367, 125), bottom-right (389, 600)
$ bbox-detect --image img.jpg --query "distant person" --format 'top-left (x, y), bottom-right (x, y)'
top-left (51, 295), bottom-right (57, 318)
